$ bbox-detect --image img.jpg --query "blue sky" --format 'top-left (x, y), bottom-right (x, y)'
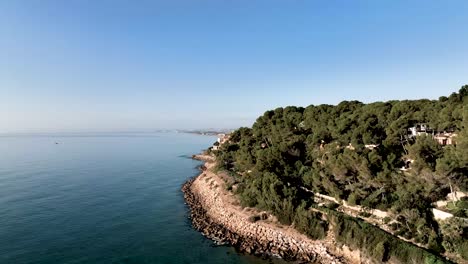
top-left (1, 1), bottom-right (468, 133)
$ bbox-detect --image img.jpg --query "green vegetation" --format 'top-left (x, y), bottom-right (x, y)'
top-left (294, 203), bottom-right (328, 240)
top-left (440, 218), bottom-right (468, 260)
top-left (446, 197), bottom-right (468, 217)
top-left (326, 209), bottom-right (448, 264)
top-left (215, 86), bottom-right (468, 263)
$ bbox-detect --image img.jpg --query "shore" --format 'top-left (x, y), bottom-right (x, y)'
top-left (182, 156), bottom-right (348, 264)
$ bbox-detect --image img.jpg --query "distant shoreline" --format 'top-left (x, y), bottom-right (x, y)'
top-left (179, 130), bottom-right (232, 136)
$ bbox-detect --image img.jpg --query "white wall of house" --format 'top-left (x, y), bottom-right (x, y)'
top-left (432, 209), bottom-right (453, 220)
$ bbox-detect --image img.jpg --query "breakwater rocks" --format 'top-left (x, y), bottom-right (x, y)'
top-left (191, 154), bottom-right (215, 163)
top-left (182, 165), bottom-right (344, 264)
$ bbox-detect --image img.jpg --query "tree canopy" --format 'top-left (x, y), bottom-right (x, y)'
top-left (215, 86), bottom-right (468, 263)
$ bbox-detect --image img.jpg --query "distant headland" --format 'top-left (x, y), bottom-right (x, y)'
top-left (177, 129), bottom-right (234, 136)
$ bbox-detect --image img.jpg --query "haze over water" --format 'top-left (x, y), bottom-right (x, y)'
top-left (0, 133), bottom-right (286, 264)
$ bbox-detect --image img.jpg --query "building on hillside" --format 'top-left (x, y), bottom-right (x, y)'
top-left (216, 134), bottom-right (224, 143)
top-left (408, 124), bottom-right (457, 146)
top-left (433, 132), bottom-right (457, 146)
top-left (408, 124), bottom-right (434, 138)
top-left (365, 144), bottom-right (379, 150)
top-left (212, 133), bottom-right (230, 150)
top-left (217, 133), bottom-right (230, 144)
top-left (212, 141), bottom-right (220, 151)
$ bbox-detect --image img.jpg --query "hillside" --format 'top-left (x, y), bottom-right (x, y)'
top-left (214, 86), bottom-right (468, 263)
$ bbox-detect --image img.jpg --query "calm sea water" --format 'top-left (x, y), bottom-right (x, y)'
top-left (0, 133), bottom-right (287, 264)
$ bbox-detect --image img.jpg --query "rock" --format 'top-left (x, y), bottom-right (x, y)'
top-left (182, 172), bottom-right (343, 264)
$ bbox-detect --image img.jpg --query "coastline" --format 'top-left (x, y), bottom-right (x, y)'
top-left (183, 156), bottom-right (347, 264)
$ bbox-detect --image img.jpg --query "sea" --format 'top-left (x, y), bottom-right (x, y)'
top-left (0, 133), bottom-right (289, 264)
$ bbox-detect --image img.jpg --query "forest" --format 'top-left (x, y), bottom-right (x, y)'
top-left (214, 86), bottom-right (468, 263)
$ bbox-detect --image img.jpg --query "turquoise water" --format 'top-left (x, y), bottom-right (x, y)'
top-left (0, 133), bottom-right (287, 264)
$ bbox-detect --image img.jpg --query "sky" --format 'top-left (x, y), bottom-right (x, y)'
top-left (1, 1), bottom-right (468, 133)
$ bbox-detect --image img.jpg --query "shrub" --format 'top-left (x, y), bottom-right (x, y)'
top-left (373, 241), bottom-right (389, 262)
top-left (457, 240), bottom-right (468, 260)
top-left (325, 202), bottom-right (339, 210)
top-left (456, 199), bottom-right (468, 209)
top-left (274, 198), bottom-right (296, 225)
top-left (294, 204), bottom-right (328, 240)
top-left (347, 193), bottom-right (358, 205)
top-left (389, 222), bottom-right (400, 231)
top-left (325, 210), bottom-right (449, 264)
top-left (383, 216), bottom-right (391, 224)
top-left (358, 211), bottom-right (372, 218)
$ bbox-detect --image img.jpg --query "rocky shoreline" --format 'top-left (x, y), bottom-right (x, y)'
top-left (183, 178), bottom-right (278, 258)
top-left (182, 160), bottom-right (345, 264)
